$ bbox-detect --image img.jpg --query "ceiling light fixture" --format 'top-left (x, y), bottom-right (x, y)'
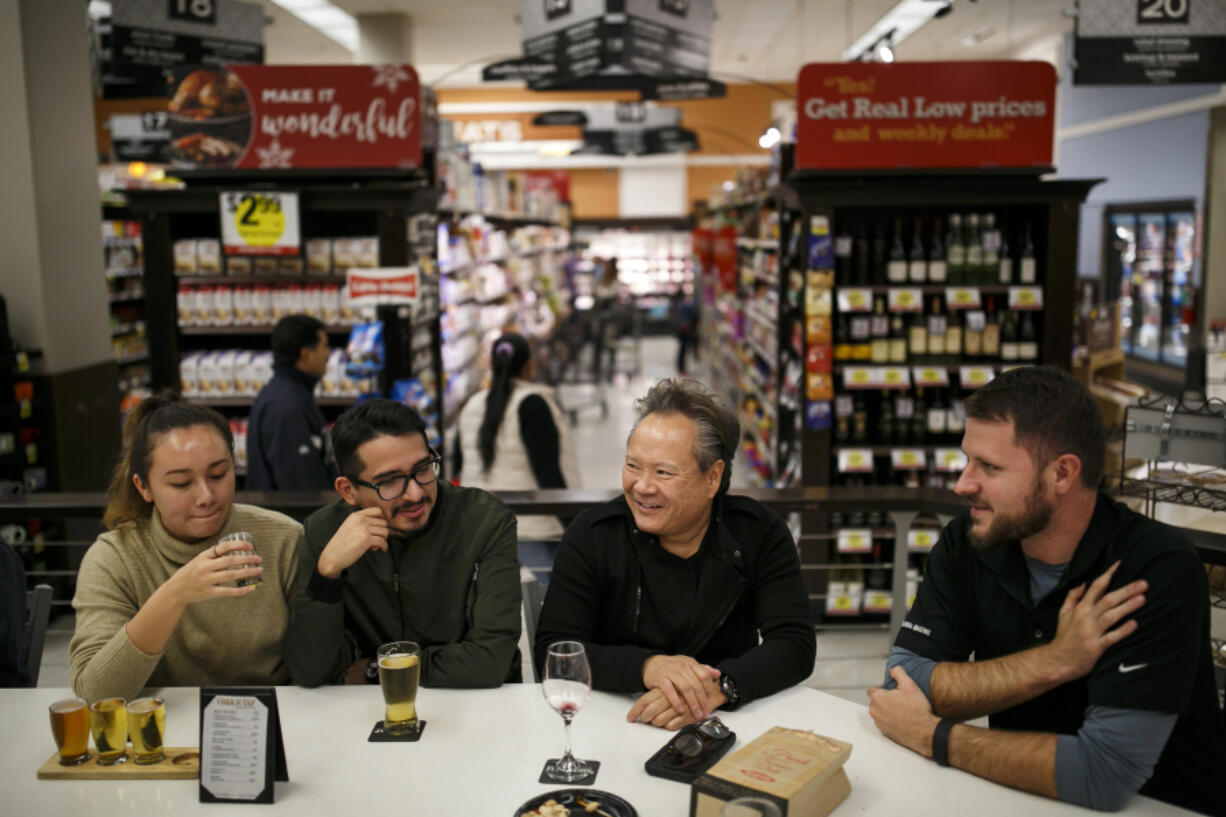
top-left (758, 126), bottom-right (781, 149)
top-left (842, 0), bottom-right (954, 62)
top-left (268, 0), bottom-right (359, 52)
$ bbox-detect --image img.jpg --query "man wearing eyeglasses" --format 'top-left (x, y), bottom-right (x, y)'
top-left (284, 399), bottom-right (523, 688)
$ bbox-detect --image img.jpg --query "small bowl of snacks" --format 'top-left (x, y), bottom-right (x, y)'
top-left (515, 790), bottom-right (637, 817)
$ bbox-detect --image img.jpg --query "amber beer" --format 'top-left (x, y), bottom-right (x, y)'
top-left (89, 697), bottom-right (128, 765)
top-left (127, 697), bottom-right (166, 764)
top-left (49, 698), bottom-right (90, 766)
top-left (377, 641), bottom-right (421, 734)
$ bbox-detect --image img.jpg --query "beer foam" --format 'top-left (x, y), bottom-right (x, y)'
top-left (50, 699), bottom-right (85, 713)
top-left (379, 653), bottom-right (419, 669)
top-left (128, 698), bottom-right (162, 713)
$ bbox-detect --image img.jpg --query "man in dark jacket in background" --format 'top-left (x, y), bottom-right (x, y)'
top-left (535, 378), bottom-right (815, 730)
top-left (246, 314), bottom-right (335, 491)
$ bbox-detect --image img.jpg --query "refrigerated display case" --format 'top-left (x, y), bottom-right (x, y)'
top-left (1105, 202), bottom-right (1199, 371)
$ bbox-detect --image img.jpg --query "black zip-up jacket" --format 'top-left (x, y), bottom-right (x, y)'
top-left (534, 495), bottom-right (815, 707)
top-left (246, 366), bottom-right (334, 491)
top-left (283, 483), bottom-right (522, 688)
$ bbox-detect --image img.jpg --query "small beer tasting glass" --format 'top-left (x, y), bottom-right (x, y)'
top-left (377, 640), bottom-right (421, 735)
top-left (89, 697), bottom-right (128, 765)
top-left (219, 531), bottom-right (260, 588)
top-left (48, 698), bottom-right (90, 766)
top-left (126, 696), bottom-right (166, 765)
top-left (542, 640), bottom-right (593, 783)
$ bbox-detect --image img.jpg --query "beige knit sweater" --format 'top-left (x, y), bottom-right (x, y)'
top-left (70, 503), bottom-right (302, 701)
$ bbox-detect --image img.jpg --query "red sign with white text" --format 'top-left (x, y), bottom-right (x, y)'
top-left (166, 64), bottom-right (422, 170)
top-left (796, 62), bottom-right (1055, 171)
top-left (347, 268), bottom-right (420, 306)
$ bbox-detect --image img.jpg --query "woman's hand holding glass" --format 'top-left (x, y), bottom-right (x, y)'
top-left (169, 538), bottom-right (262, 604)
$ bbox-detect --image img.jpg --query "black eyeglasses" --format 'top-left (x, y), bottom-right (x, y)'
top-left (348, 458), bottom-right (442, 500)
top-left (666, 717), bottom-right (732, 759)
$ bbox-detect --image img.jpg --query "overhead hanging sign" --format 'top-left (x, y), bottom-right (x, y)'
top-left (109, 112), bottom-right (171, 163)
top-left (482, 0), bottom-right (724, 100)
top-left (536, 102), bottom-right (699, 155)
top-left (102, 0), bottom-right (264, 97)
top-left (1074, 0), bottom-right (1226, 84)
top-left (795, 62), bottom-right (1056, 172)
top-left (164, 64), bottom-right (424, 170)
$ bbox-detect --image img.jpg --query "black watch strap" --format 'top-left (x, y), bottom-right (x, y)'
top-left (932, 718), bottom-right (955, 767)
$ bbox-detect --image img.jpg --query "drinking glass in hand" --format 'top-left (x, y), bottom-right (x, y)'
top-left (542, 640), bottom-right (593, 782)
top-left (220, 531), bottom-right (259, 588)
top-left (377, 641), bottom-right (421, 735)
top-left (48, 698), bottom-right (90, 766)
top-left (127, 697), bottom-right (165, 765)
top-left (89, 697), bottom-right (128, 765)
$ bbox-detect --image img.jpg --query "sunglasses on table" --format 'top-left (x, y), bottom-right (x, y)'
top-left (347, 457), bottom-right (442, 500)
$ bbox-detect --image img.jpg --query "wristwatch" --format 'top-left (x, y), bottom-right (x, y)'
top-left (719, 674), bottom-right (741, 710)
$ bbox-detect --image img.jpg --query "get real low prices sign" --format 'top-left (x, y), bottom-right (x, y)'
top-left (166, 64), bottom-right (422, 170)
top-left (346, 268), bottom-right (420, 307)
top-left (796, 62), bottom-right (1056, 172)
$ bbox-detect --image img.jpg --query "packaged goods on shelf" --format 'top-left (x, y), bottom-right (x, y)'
top-left (230, 419), bottom-right (248, 469)
top-left (306, 239), bottom-right (331, 275)
top-left (182, 348), bottom-right (363, 399)
top-left (174, 239), bottom-right (198, 275)
top-left (197, 240), bottom-right (221, 274)
top-left (176, 283), bottom-right (356, 327)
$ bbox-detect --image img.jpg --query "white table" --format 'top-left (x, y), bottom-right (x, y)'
top-left (1, 685), bottom-right (1191, 815)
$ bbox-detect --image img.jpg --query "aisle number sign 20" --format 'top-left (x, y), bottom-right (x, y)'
top-left (220, 191), bottom-right (301, 256)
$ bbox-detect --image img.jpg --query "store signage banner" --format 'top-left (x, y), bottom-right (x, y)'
top-left (347, 268), bottom-right (421, 306)
top-left (483, 0), bottom-right (723, 99)
top-left (795, 62), bottom-right (1056, 171)
top-left (1074, 0), bottom-right (1226, 84)
top-left (219, 191), bottom-right (301, 256)
top-left (537, 102), bottom-right (699, 155)
top-left (165, 64), bottom-right (423, 170)
top-left (109, 113), bottom-right (171, 164)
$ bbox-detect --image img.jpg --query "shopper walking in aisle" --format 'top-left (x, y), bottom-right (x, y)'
top-left (675, 293), bottom-right (698, 375)
top-left (70, 395), bottom-right (302, 701)
top-left (246, 314), bottom-right (336, 491)
top-left (867, 367), bottom-right (1226, 816)
top-left (454, 333), bottom-right (580, 566)
top-left (536, 378), bottom-right (815, 730)
top-left (284, 399), bottom-right (522, 688)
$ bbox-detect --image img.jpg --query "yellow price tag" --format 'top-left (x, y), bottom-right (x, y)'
top-left (848, 291), bottom-right (866, 307)
top-left (943, 451), bottom-right (961, 466)
top-left (848, 452), bottom-right (865, 468)
top-left (885, 369), bottom-right (903, 384)
top-left (221, 190), bottom-right (299, 253)
top-left (952, 289), bottom-right (973, 305)
top-left (921, 369), bottom-right (939, 383)
top-left (834, 597), bottom-right (853, 610)
top-left (897, 291), bottom-right (915, 307)
top-left (231, 194), bottom-right (284, 245)
top-left (914, 533), bottom-right (932, 547)
top-left (968, 369), bottom-right (987, 383)
top-left (900, 451), bottom-right (919, 466)
top-left (846, 535), bottom-right (864, 549)
top-left (851, 369), bottom-right (870, 384)
top-left (1015, 289), bottom-right (1037, 306)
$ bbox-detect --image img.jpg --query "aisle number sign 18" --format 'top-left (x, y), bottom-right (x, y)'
top-left (220, 191), bottom-right (301, 257)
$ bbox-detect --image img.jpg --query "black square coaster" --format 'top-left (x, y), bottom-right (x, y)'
top-left (367, 720), bottom-right (427, 742)
top-left (538, 759), bottom-right (600, 785)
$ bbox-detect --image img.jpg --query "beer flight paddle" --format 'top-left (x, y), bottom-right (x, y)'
top-left (198, 687), bottom-right (287, 804)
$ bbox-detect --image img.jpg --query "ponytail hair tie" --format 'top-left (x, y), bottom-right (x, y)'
top-left (494, 341), bottom-right (514, 357)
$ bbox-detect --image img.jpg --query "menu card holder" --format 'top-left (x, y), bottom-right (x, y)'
top-left (198, 687), bottom-right (288, 804)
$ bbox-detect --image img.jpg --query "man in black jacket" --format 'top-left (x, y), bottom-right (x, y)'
top-left (535, 379), bottom-right (815, 730)
top-left (246, 314), bottom-right (335, 490)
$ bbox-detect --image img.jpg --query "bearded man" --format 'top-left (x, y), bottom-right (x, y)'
top-left (867, 366), bottom-right (1225, 816)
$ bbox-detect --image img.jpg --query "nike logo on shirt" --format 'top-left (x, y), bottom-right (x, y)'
top-left (1118, 662), bottom-right (1148, 674)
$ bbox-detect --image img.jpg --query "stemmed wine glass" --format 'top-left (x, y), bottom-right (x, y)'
top-left (542, 640), bottom-right (594, 782)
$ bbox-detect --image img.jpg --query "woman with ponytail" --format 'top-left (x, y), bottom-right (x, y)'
top-left (70, 393), bottom-right (303, 701)
top-left (455, 333), bottom-right (580, 542)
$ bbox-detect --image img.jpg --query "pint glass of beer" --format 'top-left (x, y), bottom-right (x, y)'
top-left (48, 698), bottom-right (90, 766)
top-left (126, 697), bottom-right (166, 765)
top-left (220, 530), bottom-right (260, 588)
top-left (377, 641), bottom-right (421, 735)
top-left (89, 697), bottom-right (128, 765)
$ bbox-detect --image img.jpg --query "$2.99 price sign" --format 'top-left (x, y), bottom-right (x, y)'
top-left (220, 191), bottom-right (301, 257)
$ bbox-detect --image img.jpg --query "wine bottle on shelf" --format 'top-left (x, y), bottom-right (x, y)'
top-left (908, 216), bottom-right (927, 283)
top-left (947, 396), bottom-right (966, 438)
top-left (1000, 310), bottom-right (1020, 363)
top-left (834, 313), bottom-right (851, 361)
top-left (852, 395), bottom-right (869, 443)
top-left (928, 216), bottom-right (947, 283)
top-left (873, 221), bottom-right (889, 285)
top-left (835, 225), bottom-right (853, 285)
top-left (895, 394), bottom-right (916, 444)
top-left (982, 213), bottom-right (1000, 284)
top-left (865, 539), bottom-right (890, 614)
top-left (926, 296), bottom-right (947, 359)
top-left (946, 213), bottom-right (964, 285)
top-left (926, 387), bottom-right (948, 442)
top-left (887, 217), bottom-right (908, 284)
top-left (850, 313), bottom-right (872, 361)
top-left (945, 307), bottom-right (963, 357)
top-left (834, 394), bottom-right (852, 444)
top-left (1019, 311), bottom-right (1039, 362)
top-left (855, 222), bottom-right (871, 286)
top-left (908, 311), bottom-right (928, 359)
top-left (963, 309), bottom-right (983, 359)
top-left (870, 297), bottom-right (890, 363)
top-left (1020, 221), bottom-right (1037, 284)
top-left (912, 387), bottom-right (929, 444)
top-left (998, 223), bottom-right (1014, 285)
top-left (982, 297), bottom-right (1001, 360)
top-left (878, 390), bottom-right (896, 443)
top-left (965, 213), bottom-right (984, 285)
top-left (888, 312), bottom-right (907, 364)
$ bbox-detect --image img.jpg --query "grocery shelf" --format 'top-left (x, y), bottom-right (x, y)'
top-left (176, 275), bottom-right (348, 286)
top-left (179, 324), bottom-right (356, 335)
